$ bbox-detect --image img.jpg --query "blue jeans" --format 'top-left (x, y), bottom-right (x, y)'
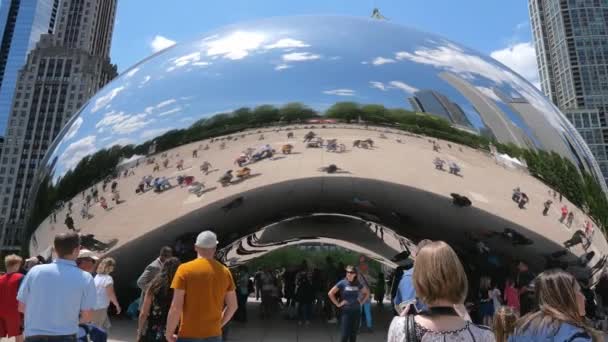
top-left (340, 307), bottom-right (360, 342)
top-left (298, 302), bottom-right (313, 321)
top-left (177, 337), bottom-right (222, 342)
top-left (360, 300), bottom-right (372, 328)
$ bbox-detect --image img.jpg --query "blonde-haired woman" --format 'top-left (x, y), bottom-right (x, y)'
top-left (509, 269), bottom-right (600, 341)
top-left (387, 241), bottom-right (495, 341)
top-left (91, 257), bottom-right (121, 330)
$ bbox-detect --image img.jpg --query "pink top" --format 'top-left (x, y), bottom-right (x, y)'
top-left (504, 284), bottom-right (520, 310)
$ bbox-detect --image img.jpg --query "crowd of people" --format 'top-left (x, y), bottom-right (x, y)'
top-left (1, 230), bottom-right (607, 342)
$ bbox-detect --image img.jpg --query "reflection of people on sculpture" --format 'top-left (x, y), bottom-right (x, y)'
top-left (203, 144), bottom-right (210, 150)
top-left (433, 157), bottom-right (445, 170)
top-left (318, 164), bottom-right (340, 174)
top-left (258, 134), bottom-right (264, 140)
top-left (448, 162), bottom-right (461, 176)
top-left (512, 187), bottom-right (521, 202)
top-left (192, 149), bottom-right (198, 158)
top-left (287, 132), bottom-right (294, 139)
top-left (542, 200), bottom-right (552, 216)
top-left (559, 205), bottom-right (568, 223)
top-left (80, 234), bottom-right (116, 252)
top-left (219, 170), bottom-right (233, 186)
top-left (153, 177), bottom-right (172, 192)
top-left (64, 213), bottom-right (78, 232)
top-left (176, 159), bottom-right (184, 171)
top-left (235, 167), bottom-right (251, 179)
top-left (564, 230), bottom-right (588, 250)
top-left (450, 193), bottom-right (471, 207)
top-left (326, 139), bottom-right (346, 153)
top-left (496, 228), bottom-right (533, 246)
top-left (566, 212), bottom-right (574, 227)
top-left (235, 154), bottom-right (248, 167)
top-left (281, 144), bottom-right (293, 154)
top-left (303, 131), bottom-right (316, 142)
top-left (112, 190), bottom-right (123, 204)
top-left (99, 196), bottom-right (110, 210)
top-left (200, 161), bottom-right (212, 175)
top-left (518, 193), bottom-right (529, 209)
top-left (176, 175), bottom-right (195, 187)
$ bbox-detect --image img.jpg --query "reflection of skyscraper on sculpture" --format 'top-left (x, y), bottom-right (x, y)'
top-left (439, 71), bottom-right (534, 149)
top-left (493, 88), bottom-right (575, 159)
top-left (408, 90), bottom-right (474, 129)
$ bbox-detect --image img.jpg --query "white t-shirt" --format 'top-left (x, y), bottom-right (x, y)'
top-left (93, 274), bottom-right (113, 309)
top-left (490, 288), bottom-right (502, 310)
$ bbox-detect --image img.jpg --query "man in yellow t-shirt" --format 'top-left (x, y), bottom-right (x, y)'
top-left (165, 230), bottom-right (237, 342)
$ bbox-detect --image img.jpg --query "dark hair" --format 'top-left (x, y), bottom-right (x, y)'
top-left (147, 257), bottom-right (180, 296)
top-left (54, 232), bottom-right (80, 258)
top-left (159, 246), bottom-right (173, 259)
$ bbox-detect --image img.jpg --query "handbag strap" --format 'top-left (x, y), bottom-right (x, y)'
top-left (403, 314), bottom-right (418, 342)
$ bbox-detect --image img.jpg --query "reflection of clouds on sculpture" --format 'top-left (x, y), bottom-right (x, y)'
top-left (59, 135), bottom-right (97, 174)
top-left (369, 81), bottom-right (418, 95)
top-left (372, 57), bottom-right (396, 65)
top-left (476, 86), bottom-right (503, 102)
top-left (64, 117), bottom-right (83, 140)
top-left (140, 127), bottom-right (174, 139)
top-left (264, 38), bottom-right (309, 49)
top-left (323, 89), bottom-right (356, 96)
top-left (206, 31), bottom-right (266, 60)
top-left (124, 67), bottom-right (140, 78)
top-left (112, 113), bottom-right (154, 134)
top-left (275, 64), bottom-right (291, 71)
top-left (91, 86), bottom-right (125, 113)
top-left (282, 52), bottom-right (321, 62)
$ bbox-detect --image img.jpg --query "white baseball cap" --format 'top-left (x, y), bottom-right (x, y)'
top-left (77, 249), bottom-right (99, 260)
top-left (195, 230), bottom-right (219, 249)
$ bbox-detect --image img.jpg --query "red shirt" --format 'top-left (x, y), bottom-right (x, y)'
top-left (0, 272), bottom-right (24, 315)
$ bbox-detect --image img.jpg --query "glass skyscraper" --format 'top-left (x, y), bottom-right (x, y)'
top-left (0, 0), bottom-right (58, 137)
top-left (530, 0), bottom-right (608, 181)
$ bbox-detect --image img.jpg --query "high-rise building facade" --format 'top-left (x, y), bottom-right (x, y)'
top-left (529, 0), bottom-right (608, 180)
top-left (0, 0), bottom-right (59, 137)
top-left (0, 0), bottom-right (117, 250)
top-left (408, 89), bottom-right (474, 128)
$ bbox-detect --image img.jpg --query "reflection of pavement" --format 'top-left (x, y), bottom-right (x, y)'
top-left (222, 215), bottom-right (405, 267)
top-left (104, 299), bottom-right (395, 342)
top-left (31, 125), bottom-right (607, 269)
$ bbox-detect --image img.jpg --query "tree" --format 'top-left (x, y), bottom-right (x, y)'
top-left (279, 102), bottom-right (318, 122)
top-left (325, 102), bottom-right (362, 122)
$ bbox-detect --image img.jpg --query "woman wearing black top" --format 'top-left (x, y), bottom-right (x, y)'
top-left (137, 257), bottom-right (180, 342)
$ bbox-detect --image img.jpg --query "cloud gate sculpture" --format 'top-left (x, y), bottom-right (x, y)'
top-left (25, 16), bottom-right (608, 285)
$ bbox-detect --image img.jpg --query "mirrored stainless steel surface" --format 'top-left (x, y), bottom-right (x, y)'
top-left (25, 16), bottom-right (607, 283)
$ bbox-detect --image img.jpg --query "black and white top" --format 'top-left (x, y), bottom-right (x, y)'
top-left (387, 316), bottom-right (496, 342)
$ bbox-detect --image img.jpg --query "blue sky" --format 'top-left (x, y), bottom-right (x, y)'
top-left (110, 0), bottom-right (540, 86)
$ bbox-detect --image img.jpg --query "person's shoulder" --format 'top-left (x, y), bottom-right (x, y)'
top-left (555, 323), bottom-right (592, 342)
top-left (468, 323), bottom-right (496, 339)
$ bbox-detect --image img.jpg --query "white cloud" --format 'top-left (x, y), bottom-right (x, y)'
top-left (140, 127), bottom-right (174, 140)
top-left (124, 67), bottom-right (139, 78)
top-left (61, 135), bottom-right (97, 171)
top-left (158, 107), bottom-right (181, 116)
top-left (264, 38), bottom-right (309, 49)
top-left (490, 42), bottom-right (540, 89)
top-left (64, 117), bottom-right (83, 140)
top-left (361, 61), bottom-right (369, 65)
top-left (107, 137), bottom-right (134, 147)
top-left (92, 86), bottom-right (124, 113)
top-left (323, 89), bottom-right (355, 96)
top-left (139, 75), bottom-right (151, 88)
top-left (282, 52), bottom-right (321, 62)
top-left (370, 81), bottom-right (387, 91)
top-left (389, 81), bottom-right (419, 94)
top-left (206, 31), bottom-right (265, 60)
top-left (275, 64), bottom-right (291, 71)
top-left (372, 57), bottom-right (396, 65)
top-left (150, 35), bottom-right (176, 53)
top-left (156, 99), bottom-right (176, 109)
top-left (113, 114), bottom-right (153, 134)
top-left (96, 111), bottom-right (128, 131)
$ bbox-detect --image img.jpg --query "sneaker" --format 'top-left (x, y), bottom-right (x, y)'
top-left (327, 318), bottom-right (338, 324)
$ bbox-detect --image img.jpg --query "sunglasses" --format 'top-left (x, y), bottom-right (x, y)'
top-left (346, 271), bottom-right (357, 274)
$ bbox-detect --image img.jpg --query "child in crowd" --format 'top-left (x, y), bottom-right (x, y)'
top-left (493, 306), bottom-right (517, 342)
